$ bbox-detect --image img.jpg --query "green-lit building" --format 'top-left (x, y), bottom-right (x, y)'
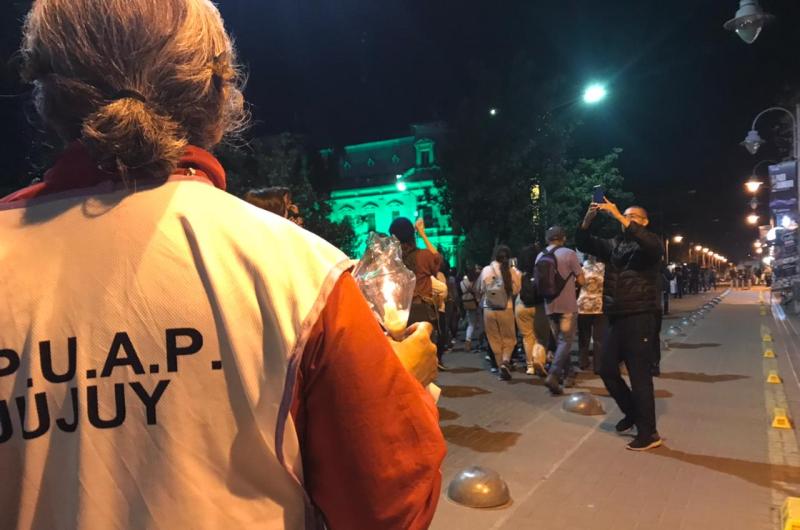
top-left (323, 123), bottom-right (463, 266)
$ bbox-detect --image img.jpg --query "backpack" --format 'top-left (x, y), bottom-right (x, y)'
top-left (461, 278), bottom-right (478, 310)
top-left (534, 247), bottom-right (573, 302)
top-left (484, 264), bottom-right (509, 310)
top-left (519, 271), bottom-right (542, 307)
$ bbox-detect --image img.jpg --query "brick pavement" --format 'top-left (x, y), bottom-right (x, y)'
top-left (430, 289), bottom-right (800, 530)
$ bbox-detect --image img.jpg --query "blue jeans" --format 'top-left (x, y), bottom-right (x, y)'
top-left (548, 313), bottom-right (577, 380)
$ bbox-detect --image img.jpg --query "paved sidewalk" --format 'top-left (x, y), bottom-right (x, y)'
top-left (431, 289), bottom-right (800, 530)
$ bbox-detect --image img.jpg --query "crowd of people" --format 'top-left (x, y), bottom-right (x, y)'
top-left (667, 264), bottom-right (717, 298)
top-left (383, 199), bottom-right (671, 452)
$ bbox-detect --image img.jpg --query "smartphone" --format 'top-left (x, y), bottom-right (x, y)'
top-left (592, 184), bottom-right (605, 203)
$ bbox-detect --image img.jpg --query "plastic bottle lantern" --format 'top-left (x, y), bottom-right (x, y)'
top-left (353, 233), bottom-right (416, 340)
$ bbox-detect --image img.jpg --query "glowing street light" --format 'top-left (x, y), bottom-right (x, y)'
top-left (489, 108), bottom-right (498, 117)
top-left (665, 235), bottom-right (684, 263)
top-left (582, 83), bottom-right (608, 105)
top-left (396, 181), bottom-right (407, 192)
top-left (745, 179), bottom-right (762, 193)
top-left (694, 245), bottom-right (702, 251)
top-left (747, 213), bottom-right (759, 225)
top-left (754, 240), bottom-right (761, 248)
top-left (724, 0), bottom-right (774, 44)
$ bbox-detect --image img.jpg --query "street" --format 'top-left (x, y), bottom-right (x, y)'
top-left (431, 289), bottom-right (800, 530)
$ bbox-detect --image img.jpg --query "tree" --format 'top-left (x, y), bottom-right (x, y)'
top-left (542, 148), bottom-right (634, 242)
top-left (437, 56), bottom-right (634, 265)
top-left (438, 68), bottom-right (573, 263)
top-left (216, 134), bottom-right (356, 255)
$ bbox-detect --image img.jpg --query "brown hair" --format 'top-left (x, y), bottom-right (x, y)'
top-left (20, 0), bottom-right (248, 179)
top-left (492, 244), bottom-right (513, 297)
top-left (244, 187), bottom-right (290, 217)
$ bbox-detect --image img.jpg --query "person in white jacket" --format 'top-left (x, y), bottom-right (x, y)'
top-left (477, 245), bottom-right (521, 380)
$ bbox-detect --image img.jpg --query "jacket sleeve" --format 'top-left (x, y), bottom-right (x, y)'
top-left (511, 267), bottom-right (522, 296)
top-left (575, 224), bottom-right (614, 262)
top-left (624, 222), bottom-right (663, 262)
top-left (291, 272), bottom-right (445, 530)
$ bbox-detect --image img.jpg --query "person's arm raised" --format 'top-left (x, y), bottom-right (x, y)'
top-left (576, 204), bottom-right (613, 262)
top-left (416, 218), bottom-right (439, 255)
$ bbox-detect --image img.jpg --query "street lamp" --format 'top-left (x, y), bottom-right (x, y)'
top-left (665, 235), bottom-right (684, 263)
top-left (489, 108), bottom-right (498, 117)
top-left (741, 129), bottom-right (765, 155)
top-left (582, 83), bottom-right (608, 105)
top-left (724, 0), bottom-right (775, 44)
top-left (747, 213), bottom-right (759, 225)
top-left (741, 106), bottom-right (800, 162)
top-left (745, 179), bottom-right (762, 193)
top-left (689, 244), bottom-right (702, 264)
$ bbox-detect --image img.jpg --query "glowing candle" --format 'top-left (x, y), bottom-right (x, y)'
top-left (382, 279), bottom-right (408, 340)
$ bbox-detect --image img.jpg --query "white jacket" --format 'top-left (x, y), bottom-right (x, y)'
top-left (0, 179), bottom-right (350, 529)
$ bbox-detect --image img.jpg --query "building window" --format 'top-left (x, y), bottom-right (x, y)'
top-left (391, 210), bottom-right (401, 220)
top-left (415, 139), bottom-right (435, 167)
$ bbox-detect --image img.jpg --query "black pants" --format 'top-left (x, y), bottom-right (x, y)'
top-left (578, 314), bottom-right (607, 373)
top-left (599, 312), bottom-right (657, 438)
top-left (409, 299), bottom-right (439, 359)
top-left (653, 311), bottom-right (663, 370)
top-left (437, 311), bottom-right (448, 361)
top-left (446, 301), bottom-right (460, 340)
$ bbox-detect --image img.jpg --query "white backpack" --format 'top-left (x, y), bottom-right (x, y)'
top-left (484, 264), bottom-right (508, 310)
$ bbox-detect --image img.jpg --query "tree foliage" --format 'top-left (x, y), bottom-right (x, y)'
top-left (437, 56), bottom-right (634, 266)
top-left (543, 148), bottom-right (634, 242)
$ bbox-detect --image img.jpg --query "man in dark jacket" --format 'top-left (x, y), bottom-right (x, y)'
top-left (576, 200), bottom-right (664, 451)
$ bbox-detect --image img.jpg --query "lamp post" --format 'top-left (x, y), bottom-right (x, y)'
top-left (665, 235), bottom-right (683, 264)
top-left (740, 106), bottom-right (800, 160)
top-left (691, 244), bottom-right (703, 264)
top-left (741, 107), bottom-right (800, 221)
top-left (724, 0), bottom-right (775, 44)
top-left (745, 179), bottom-right (762, 194)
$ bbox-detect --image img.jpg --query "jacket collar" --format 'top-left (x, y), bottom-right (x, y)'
top-left (1, 141), bottom-right (226, 204)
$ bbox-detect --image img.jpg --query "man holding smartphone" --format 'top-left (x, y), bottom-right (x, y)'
top-left (576, 198), bottom-right (664, 451)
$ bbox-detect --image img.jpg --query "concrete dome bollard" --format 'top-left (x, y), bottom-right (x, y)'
top-left (562, 392), bottom-right (605, 416)
top-left (447, 466), bottom-right (511, 509)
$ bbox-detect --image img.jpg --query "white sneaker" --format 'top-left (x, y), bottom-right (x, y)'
top-left (526, 367), bottom-right (535, 375)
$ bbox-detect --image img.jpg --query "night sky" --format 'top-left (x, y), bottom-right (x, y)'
top-left (3, 0), bottom-right (800, 262)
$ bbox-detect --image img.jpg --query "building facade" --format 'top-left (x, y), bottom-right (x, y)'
top-left (324, 123), bottom-right (462, 266)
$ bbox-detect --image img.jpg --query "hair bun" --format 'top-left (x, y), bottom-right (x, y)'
top-left (81, 98), bottom-right (187, 178)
